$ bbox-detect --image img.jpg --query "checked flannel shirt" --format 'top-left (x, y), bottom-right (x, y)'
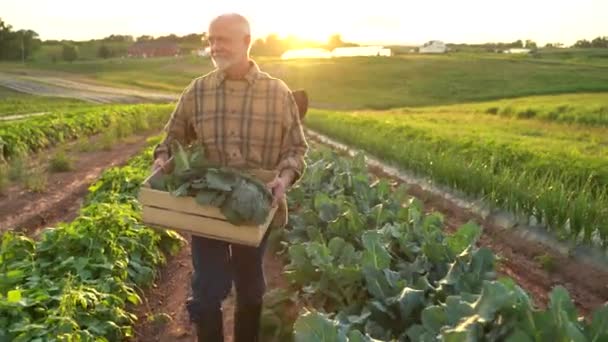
top-left (154, 60), bottom-right (309, 187)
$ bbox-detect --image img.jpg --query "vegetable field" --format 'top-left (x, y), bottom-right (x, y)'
top-left (0, 104), bottom-right (173, 161)
top-left (0, 143), bottom-right (183, 341)
top-left (274, 148), bottom-right (608, 341)
top-left (1, 54), bottom-right (607, 341)
top-left (304, 95), bottom-right (608, 249)
top-left (0, 86), bottom-right (92, 117)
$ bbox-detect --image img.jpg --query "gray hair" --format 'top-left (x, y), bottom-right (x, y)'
top-left (210, 13), bottom-right (251, 37)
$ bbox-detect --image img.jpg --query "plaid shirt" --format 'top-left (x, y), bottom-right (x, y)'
top-left (154, 60), bottom-right (308, 185)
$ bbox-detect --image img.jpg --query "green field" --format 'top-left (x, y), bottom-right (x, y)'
top-left (2, 52), bottom-right (608, 109)
top-left (0, 86), bottom-right (92, 117)
top-left (403, 92), bottom-right (608, 126)
top-left (304, 92), bottom-right (608, 248)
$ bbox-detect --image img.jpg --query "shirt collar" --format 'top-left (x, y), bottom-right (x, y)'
top-left (213, 59), bottom-right (261, 87)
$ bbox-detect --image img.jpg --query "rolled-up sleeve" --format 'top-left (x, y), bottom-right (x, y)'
top-left (276, 92), bottom-right (309, 186)
top-left (153, 81), bottom-right (196, 159)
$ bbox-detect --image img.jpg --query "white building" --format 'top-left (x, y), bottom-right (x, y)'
top-left (503, 48), bottom-right (531, 54)
top-left (196, 46), bottom-right (211, 57)
top-left (281, 48), bottom-right (332, 59)
top-left (419, 40), bottom-right (447, 53)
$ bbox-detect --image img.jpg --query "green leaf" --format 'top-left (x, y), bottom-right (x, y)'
top-left (195, 190), bottom-right (225, 206)
top-left (589, 305), bottom-right (608, 341)
top-left (171, 182), bottom-right (190, 197)
top-left (7, 289), bottom-right (22, 303)
top-left (306, 242), bottom-right (333, 267)
top-left (334, 240), bottom-right (360, 266)
top-left (548, 286), bottom-right (578, 322)
top-left (446, 222), bottom-right (481, 256)
top-left (362, 231), bottom-right (391, 270)
top-left (445, 296), bottom-right (475, 325)
top-left (205, 169), bottom-right (236, 191)
top-left (421, 305), bottom-right (447, 334)
top-left (473, 281), bottom-right (514, 323)
top-left (396, 287), bottom-right (426, 320)
top-left (505, 329), bottom-right (534, 342)
top-left (294, 311), bottom-right (346, 342)
top-left (314, 193), bottom-right (341, 222)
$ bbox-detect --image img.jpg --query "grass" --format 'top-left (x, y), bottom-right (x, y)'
top-left (398, 92), bottom-right (608, 126)
top-left (73, 136), bottom-right (99, 152)
top-left (2, 52), bottom-right (608, 110)
top-left (49, 148), bottom-right (74, 172)
top-left (0, 164), bottom-right (7, 194)
top-left (100, 128), bottom-right (118, 151)
top-left (8, 156), bottom-right (26, 182)
top-left (23, 167), bottom-right (47, 193)
top-left (0, 86), bottom-right (94, 117)
top-left (304, 95), bottom-right (608, 248)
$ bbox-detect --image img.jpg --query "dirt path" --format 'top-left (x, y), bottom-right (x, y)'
top-left (0, 133), bottom-right (154, 234)
top-left (132, 234), bottom-right (288, 342)
top-left (0, 72), bottom-right (177, 104)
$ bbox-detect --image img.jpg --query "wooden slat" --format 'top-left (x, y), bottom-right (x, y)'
top-left (139, 187), bottom-right (226, 219)
top-left (142, 205), bottom-right (272, 246)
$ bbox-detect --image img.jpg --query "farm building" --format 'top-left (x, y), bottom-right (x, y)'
top-left (195, 46), bottom-right (211, 57)
top-left (127, 41), bottom-right (180, 58)
top-left (419, 40), bottom-right (447, 53)
top-left (281, 48), bottom-right (333, 59)
top-left (503, 48), bottom-right (531, 54)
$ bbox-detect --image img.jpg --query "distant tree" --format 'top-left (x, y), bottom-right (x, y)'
top-left (0, 19), bottom-right (40, 61)
top-left (511, 40), bottom-right (523, 48)
top-left (103, 34), bottom-right (134, 43)
top-left (573, 39), bottom-right (592, 48)
top-left (156, 34), bottom-right (178, 43)
top-left (524, 39), bottom-right (537, 49)
top-left (591, 36), bottom-right (608, 48)
top-left (62, 44), bottom-right (78, 62)
top-left (326, 34), bottom-right (344, 51)
top-left (136, 35), bottom-right (154, 42)
top-left (264, 34), bottom-right (284, 56)
top-left (97, 44), bottom-right (112, 59)
top-left (250, 38), bottom-right (266, 56)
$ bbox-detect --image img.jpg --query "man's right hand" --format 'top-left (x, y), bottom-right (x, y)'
top-left (153, 154), bottom-right (170, 174)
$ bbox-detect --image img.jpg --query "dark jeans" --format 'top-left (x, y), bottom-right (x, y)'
top-left (186, 233), bottom-right (269, 322)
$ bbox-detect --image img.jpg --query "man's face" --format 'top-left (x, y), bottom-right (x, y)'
top-left (208, 19), bottom-right (250, 70)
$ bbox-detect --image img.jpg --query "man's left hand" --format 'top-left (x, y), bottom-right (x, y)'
top-left (267, 171), bottom-right (294, 207)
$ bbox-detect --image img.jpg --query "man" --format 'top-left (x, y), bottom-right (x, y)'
top-left (152, 13), bottom-right (308, 342)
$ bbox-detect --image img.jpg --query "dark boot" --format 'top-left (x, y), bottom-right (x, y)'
top-left (234, 303), bottom-right (262, 342)
top-left (195, 307), bottom-right (224, 342)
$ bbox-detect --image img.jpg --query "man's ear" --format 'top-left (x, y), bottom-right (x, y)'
top-left (244, 34), bottom-right (251, 48)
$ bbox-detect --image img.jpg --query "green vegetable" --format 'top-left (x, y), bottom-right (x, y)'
top-left (261, 147), bottom-right (608, 342)
top-left (150, 142), bottom-right (273, 226)
top-left (0, 145), bottom-right (183, 341)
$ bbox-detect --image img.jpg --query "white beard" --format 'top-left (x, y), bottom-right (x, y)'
top-left (211, 56), bottom-right (234, 70)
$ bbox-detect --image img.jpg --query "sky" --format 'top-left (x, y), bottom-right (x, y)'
top-left (1, 0), bottom-right (607, 46)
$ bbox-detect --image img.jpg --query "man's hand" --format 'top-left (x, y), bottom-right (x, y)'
top-left (267, 170), bottom-right (295, 207)
top-left (153, 153), bottom-right (170, 174)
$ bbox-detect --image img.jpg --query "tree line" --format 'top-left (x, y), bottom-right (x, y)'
top-left (1, 17), bottom-right (607, 62)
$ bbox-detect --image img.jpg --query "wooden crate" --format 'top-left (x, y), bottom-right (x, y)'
top-left (138, 166), bottom-right (278, 247)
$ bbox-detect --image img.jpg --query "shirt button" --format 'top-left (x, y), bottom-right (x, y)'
top-left (230, 130), bottom-right (235, 136)
top-left (231, 110), bottom-right (237, 114)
